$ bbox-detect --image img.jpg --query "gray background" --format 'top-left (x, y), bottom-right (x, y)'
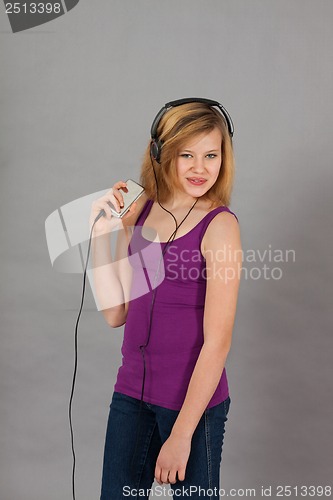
top-left (1, 1), bottom-right (332, 499)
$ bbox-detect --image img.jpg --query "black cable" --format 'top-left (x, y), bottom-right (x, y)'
top-left (130, 153), bottom-right (199, 476)
top-left (68, 166), bottom-right (199, 498)
top-left (68, 218), bottom-right (100, 500)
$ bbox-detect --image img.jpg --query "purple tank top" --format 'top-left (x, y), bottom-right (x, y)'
top-left (114, 199), bottom-right (239, 410)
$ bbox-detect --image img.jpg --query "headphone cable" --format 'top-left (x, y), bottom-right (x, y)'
top-left (68, 173), bottom-right (199, 497)
top-left (68, 217), bottom-right (101, 500)
top-left (130, 154), bottom-right (199, 474)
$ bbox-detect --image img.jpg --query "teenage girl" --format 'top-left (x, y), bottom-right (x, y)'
top-left (89, 99), bottom-right (242, 499)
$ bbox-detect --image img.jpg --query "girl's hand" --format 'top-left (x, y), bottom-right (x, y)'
top-left (89, 180), bottom-right (138, 235)
top-left (154, 433), bottom-right (191, 485)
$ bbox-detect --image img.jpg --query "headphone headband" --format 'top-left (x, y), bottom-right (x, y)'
top-left (150, 97), bottom-right (234, 140)
top-left (150, 97), bottom-right (234, 164)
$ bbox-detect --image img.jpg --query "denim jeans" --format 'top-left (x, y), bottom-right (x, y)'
top-left (100, 391), bottom-right (231, 499)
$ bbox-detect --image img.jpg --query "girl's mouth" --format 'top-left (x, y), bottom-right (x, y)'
top-left (187, 178), bottom-right (207, 186)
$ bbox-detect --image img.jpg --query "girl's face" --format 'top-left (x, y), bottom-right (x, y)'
top-left (175, 127), bottom-right (222, 199)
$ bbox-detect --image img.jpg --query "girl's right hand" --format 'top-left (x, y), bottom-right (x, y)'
top-left (89, 180), bottom-right (138, 235)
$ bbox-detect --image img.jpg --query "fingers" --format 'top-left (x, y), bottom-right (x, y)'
top-left (123, 201), bottom-right (137, 219)
top-left (101, 182), bottom-right (127, 215)
top-left (154, 467), bottom-right (182, 485)
top-left (110, 180), bottom-right (128, 211)
top-left (154, 464), bottom-right (162, 485)
top-left (91, 181), bottom-right (128, 220)
top-left (160, 469), bottom-right (170, 484)
top-left (177, 467), bottom-right (186, 482)
top-left (167, 470), bottom-right (178, 485)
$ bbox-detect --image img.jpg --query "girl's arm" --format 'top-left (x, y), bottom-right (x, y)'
top-left (154, 211), bottom-right (242, 484)
top-left (90, 190), bottom-right (148, 328)
top-left (91, 227), bottom-right (131, 327)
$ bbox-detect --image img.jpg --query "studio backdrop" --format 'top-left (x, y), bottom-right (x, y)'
top-left (1, 1), bottom-right (332, 499)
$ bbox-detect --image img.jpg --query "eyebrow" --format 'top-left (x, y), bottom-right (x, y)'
top-left (181, 149), bottom-right (220, 153)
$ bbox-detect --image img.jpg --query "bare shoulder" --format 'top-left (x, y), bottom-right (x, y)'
top-left (202, 210), bottom-right (241, 257)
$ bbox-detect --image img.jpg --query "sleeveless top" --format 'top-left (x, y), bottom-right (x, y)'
top-left (114, 199), bottom-right (239, 411)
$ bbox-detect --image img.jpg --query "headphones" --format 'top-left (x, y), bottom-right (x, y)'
top-left (150, 97), bottom-right (234, 164)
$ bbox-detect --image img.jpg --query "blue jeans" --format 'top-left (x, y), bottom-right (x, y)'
top-left (100, 391), bottom-right (231, 499)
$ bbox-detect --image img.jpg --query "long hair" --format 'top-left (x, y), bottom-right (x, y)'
top-left (139, 102), bottom-right (235, 208)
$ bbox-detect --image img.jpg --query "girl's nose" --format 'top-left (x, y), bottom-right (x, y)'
top-left (191, 157), bottom-right (205, 173)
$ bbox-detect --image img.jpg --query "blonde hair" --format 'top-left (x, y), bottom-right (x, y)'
top-left (139, 102), bottom-right (235, 208)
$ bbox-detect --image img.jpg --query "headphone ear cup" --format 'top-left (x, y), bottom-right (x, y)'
top-left (150, 139), bottom-right (163, 164)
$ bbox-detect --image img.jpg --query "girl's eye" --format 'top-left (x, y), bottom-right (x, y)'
top-left (179, 153), bottom-right (218, 159)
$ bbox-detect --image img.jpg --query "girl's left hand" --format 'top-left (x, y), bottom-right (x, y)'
top-left (154, 433), bottom-right (191, 485)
